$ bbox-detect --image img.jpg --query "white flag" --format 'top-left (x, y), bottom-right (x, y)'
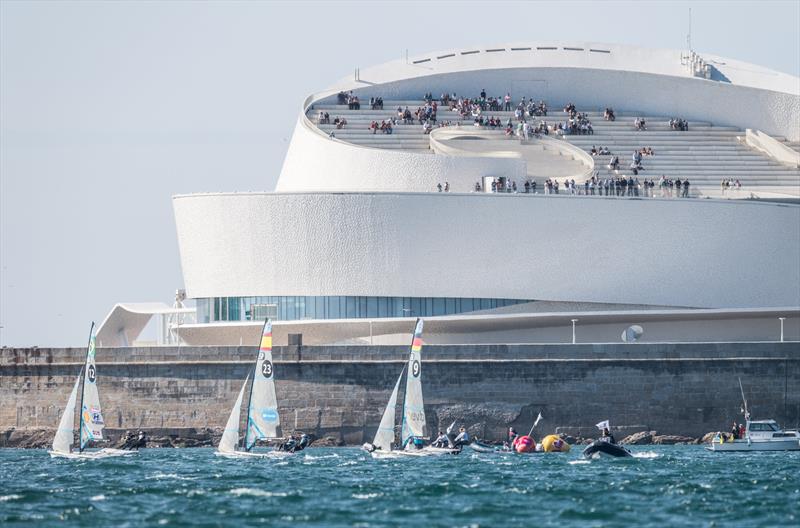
top-left (596, 420), bottom-right (610, 431)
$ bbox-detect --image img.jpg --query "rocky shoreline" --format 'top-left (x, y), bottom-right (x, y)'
top-left (1, 427), bottom-right (715, 449)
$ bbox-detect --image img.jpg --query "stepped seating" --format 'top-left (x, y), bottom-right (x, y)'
top-left (307, 101), bottom-right (800, 189)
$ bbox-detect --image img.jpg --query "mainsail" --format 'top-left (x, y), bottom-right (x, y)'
top-left (244, 319), bottom-right (281, 450)
top-left (218, 377), bottom-right (249, 453)
top-left (79, 330), bottom-right (104, 450)
top-left (52, 374), bottom-right (81, 454)
top-left (373, 368), bottom-right (404, 451)
top-left (401, 319), bottom-right (426, 444)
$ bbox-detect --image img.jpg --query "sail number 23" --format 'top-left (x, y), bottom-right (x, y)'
top-left (261, 360), bottom-right (273, 377)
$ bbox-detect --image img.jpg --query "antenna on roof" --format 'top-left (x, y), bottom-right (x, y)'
top-left (686, 7), bottom-right (692, 52)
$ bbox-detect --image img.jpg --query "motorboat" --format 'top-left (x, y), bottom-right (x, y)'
top-left (707, 420), bottom-right (800, 452)
top-left (707, 378), bottom-right (800, 452)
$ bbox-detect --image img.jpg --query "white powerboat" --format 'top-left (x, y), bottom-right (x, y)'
top-left (707, 420), bottom-right (800, 452)
top-left (707, 378), bottom-right (800, 452)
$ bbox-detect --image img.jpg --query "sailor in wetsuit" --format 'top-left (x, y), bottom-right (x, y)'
top-left (403, 437), bottom-right (425, 450)
top-left (120, 430), bottom-right (147, 450)
top-left (454, 427), bottom-right (471, 447)
top-left (601, 427), bottom-right (616, 444)
top-left (296, 433), bottom-right (311, 451)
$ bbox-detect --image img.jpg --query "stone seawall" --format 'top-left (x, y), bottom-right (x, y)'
top-left (1, 342), bottom-right (798, 446)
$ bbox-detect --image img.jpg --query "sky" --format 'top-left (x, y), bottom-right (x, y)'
top-left (1, 0), bottom-right (799, 347)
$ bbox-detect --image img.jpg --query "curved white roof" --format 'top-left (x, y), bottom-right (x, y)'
top-left (322, 41), bottom-right (799, 98)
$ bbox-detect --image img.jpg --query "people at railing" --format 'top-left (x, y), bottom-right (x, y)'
top-left (670, 118), bottom-right (689, 131)
top-left (369, 97), bottom-right (384, 110)
top-left (721, 178), bottom-right (742, 194)
top-left (347, 94), bottom-right (360, 110)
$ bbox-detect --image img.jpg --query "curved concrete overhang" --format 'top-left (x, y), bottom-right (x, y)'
top-left (96, 302), bottom-right (195, 347)
top-left (172, 191), bottom-right (800, 310)
top-left (174, 307), bottom-right (800, 346)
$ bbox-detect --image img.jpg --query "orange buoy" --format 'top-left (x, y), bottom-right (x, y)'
top-left (514, 435), bottom-right (536, 453)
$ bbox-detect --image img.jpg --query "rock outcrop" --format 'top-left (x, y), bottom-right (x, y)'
top-left (621, 430), bottom-right (656, 445)
top-left (652, 434), bottom-right (696, 445)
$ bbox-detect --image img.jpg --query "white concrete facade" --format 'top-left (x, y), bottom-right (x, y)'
top-left (173, 192), bottom-right (800, 309)
top-left (170, 42), bottom-right (800, 340)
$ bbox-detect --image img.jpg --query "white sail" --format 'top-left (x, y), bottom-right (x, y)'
top-left (52, 374), bottom-right (81, 453)
top-left (80, 333), bottom-right (104, 449)
top-left (245, 320), bottom-right (281, 450)
top-left (373, 369), bottom-right (404, 451)
top-left (218, 377), bottom-right (249, 453)
top-left (401, 319), bottom-right (426, 444)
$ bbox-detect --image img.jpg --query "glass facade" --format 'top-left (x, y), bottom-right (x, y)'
top-left (196, 296), bottom-right (532, 323)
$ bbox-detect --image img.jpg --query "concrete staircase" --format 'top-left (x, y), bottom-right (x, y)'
top-left (307, 101), bottom-right (800, 190)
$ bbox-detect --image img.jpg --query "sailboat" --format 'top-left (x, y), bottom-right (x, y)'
top-left (362, 319), bottom-right (460, 457)
top-left (49, 323), bottom-right (134, 459)
top-left (216, 319), bottom-right (286, 458)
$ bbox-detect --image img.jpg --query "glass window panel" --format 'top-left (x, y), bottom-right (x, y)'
top-left (358, 297), bottom-right (367, 318)
top-left (367, 297), bottom-right (378, 317)
top-left (445, 298), bottom-right (456, 314)
top-left (412, 298), bottom-right (422, 317)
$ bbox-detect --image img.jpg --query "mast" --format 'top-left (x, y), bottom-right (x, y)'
top-left (77, 322), bottom-right (95, 453)
top-left (738, 377), bottom-right (750, 421)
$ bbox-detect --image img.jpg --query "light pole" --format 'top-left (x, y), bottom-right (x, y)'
top-left (779, 317), bottom-right (786, 342)
top-left (571, 319), bottom-right (578, 344)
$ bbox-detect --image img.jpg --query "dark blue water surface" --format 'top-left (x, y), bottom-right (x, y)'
top-left (1, 446), bottom-right (798, 527)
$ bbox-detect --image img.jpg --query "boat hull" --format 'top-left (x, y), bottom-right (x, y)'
top-left (368, 446), bottom-right (460, 458)
top-left (215, 449), bottom-right (291, 459)
top-left (49, 448), bottom-right (137, 459)
top-left (582, 440), bottom-right (632, 459)
top-left (706, 439), bottom-right (800, 452)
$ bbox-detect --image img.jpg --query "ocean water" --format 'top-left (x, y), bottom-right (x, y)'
top-left (0, 446), bottom-right (798, 527)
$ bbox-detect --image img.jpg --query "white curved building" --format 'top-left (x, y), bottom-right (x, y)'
top-left (145, 43), bottom-right (800, 345)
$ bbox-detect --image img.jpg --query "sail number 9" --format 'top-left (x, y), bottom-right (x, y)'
top-left (411, 360), bottom-right (421, 378)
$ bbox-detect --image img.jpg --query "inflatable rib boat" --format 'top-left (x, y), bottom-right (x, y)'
top-left (582, 440), bottom-right (632, 458)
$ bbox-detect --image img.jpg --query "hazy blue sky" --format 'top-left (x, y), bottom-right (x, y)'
top-left (1, 0), bottom-right (798, 346)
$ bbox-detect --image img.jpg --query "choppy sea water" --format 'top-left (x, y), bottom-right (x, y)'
top-left (1, 446), bottom-right (798, 527)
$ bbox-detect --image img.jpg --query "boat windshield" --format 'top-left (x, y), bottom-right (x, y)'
top-left (749, 422), bottom-right (780, 432)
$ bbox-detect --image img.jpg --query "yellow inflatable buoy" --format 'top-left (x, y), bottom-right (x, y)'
top-left (541, 434), bottom-right (571, 453)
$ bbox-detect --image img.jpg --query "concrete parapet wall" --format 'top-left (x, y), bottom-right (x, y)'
top-left (2, 342), bottom-right (798, 443)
